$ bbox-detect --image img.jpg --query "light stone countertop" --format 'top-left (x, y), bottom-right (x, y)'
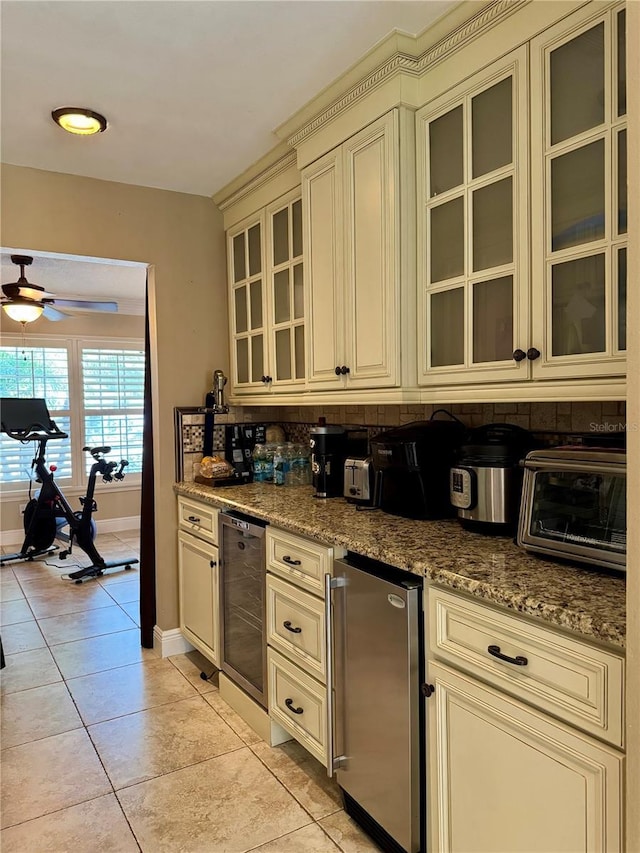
top-left (175, 481), bottom-right (626, 650)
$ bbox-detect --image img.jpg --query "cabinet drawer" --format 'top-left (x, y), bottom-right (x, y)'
top-left (428, 588), bottom-right (624, 747)
top-left (267, 573), bottom-right (325, 681)
top-left (177, 496), bottom-right (219, 546)
top-left (267, 647), bottom-right (327, 766)
top-left (267, 528), bottom-right (340, 596)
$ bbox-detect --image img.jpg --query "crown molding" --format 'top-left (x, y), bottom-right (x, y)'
top-left (213, 148), bottom-right (298, 213)
top-left (282, 0), bottom-right (529, 150)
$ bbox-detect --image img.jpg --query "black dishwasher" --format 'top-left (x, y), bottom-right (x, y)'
top-left (219, 510), bottom-right (268, 707)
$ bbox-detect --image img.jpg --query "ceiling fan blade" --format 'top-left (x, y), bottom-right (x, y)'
top-left (53, 299), bottom-right (118, 312)
top-left (42, 304), bottom-right (72, 321)
top-left (16, 285), bottom-right (55, 300)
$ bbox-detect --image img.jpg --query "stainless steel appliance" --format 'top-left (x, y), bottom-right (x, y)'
top-left (327, 556), bottom-right (423, 853)
top-left (310, 426), bottom-right (367, 498)
top-left (517, 448), bottom-right (626, 572)
top-left (343, 457), bottom-right (375, 505)
top-left (450, 423), bottom-right (535, 534)
top-left (371, 416), bottom-right (466, 519)
top-left (219, 511), bottom-right (268, 706)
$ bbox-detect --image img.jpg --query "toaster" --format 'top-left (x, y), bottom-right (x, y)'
top-left (344, 457), bottom-right (375, 505)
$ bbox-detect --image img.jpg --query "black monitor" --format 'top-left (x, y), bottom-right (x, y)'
top-left (0, 398), bottom-right (67, 439)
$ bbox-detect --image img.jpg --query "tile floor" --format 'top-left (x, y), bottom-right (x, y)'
top-left (0, 531), bottom-right (380, 852)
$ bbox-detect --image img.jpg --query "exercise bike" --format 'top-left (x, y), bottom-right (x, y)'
top-left (0, 397), bottom-right (139, 583)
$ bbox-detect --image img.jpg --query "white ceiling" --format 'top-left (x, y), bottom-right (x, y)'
top-left (0, 0), bottom-right (456, 198)
top-left (1, 251), bottom-right (147, 311)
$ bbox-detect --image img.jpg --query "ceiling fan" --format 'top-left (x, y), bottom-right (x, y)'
top-left (1, 255), bottom-right (118, 323)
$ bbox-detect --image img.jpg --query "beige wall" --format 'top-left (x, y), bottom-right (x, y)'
top-left (0, 311), bottom-right (145, 533)
top-left (625, 1), bottom-right (639, 848)
top-left (0, 165), bottom-right (227, 630)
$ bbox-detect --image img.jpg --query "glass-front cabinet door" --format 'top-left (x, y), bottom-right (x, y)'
top-left (266, 190), bottom-right (306, 390)
top-left (530, 4), bottom-right (627, 380)
top-left (416, 46), bottom-right (529, 385)
top-left (227, 213), bottom-right (268, 393)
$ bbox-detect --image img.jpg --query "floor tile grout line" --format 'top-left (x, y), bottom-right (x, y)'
top-left (242, 818), bottom-right (317, 853)
top-left (0, 790), bottom-right (129, 834)
top-left (99, 743), bottom-right (250, 795)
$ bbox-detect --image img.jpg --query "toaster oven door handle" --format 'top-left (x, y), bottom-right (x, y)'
top-left (522, 459), bottom-right (624, 475)
top-left (487, 644), bottom-right (528, 667)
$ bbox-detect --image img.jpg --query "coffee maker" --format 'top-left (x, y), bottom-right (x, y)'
top-left (310, 425), bottom-right (367, 498)
top-left (371, 416), bottom-right (466, 519)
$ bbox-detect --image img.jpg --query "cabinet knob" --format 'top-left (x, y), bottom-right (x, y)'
top-left (285, 698), bottom-right (304, 715)
top-left (512, 349), bottom-right (526, 362)
top-left (265, 375), bottom-right (272, 383)
top-left (526, 347), bottom-right (541, 361)
top-left (261, 375), bottom-right (267, 383)
top-left (210, 559), bottom-right (217, 568)
top-left (340, 365), bottom-right (350, 375)
top-left (335, 366), bottom-right (341, 376)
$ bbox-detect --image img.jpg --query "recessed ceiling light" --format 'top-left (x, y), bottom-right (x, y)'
top-left (51, 107), bottom-right (107, 135)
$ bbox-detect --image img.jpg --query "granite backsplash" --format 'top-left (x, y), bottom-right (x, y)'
top-left (176, 401), bottom-right (627, 482)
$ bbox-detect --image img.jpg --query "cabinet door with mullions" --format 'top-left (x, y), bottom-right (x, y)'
top-left (266, 190), bottom-right (306, 388)
top-left (228, 212), bottom-right (268, 392)
top-left (417, 46), bottom-right (529, 386)
top-left (531, 4), bottom-right (627, 379)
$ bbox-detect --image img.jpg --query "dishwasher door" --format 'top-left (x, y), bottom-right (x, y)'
top-left (219, 511), bottom-right (268, 707)
top-left (332, 556), bottom-right (423, 853)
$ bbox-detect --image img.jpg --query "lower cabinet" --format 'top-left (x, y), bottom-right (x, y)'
top-left (428, 661), bottom-right (623, 853)
top-left (265, 526), bottom-right (341, 767)
top-left (177, 529), bottom-right (220, 667)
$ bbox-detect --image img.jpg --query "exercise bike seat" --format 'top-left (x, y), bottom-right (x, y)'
top-left (1, 398), bottom-right (68, 441)
top-left (83, 445), bottom-right (112, 457)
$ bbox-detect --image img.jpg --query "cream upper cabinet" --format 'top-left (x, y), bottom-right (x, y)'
top-left (416, 47), bottom-right (529, 386)
top-left (530, 3), bottom-right (627, 380)
top-left (227, 190), bottom-right (305, 395)
top-left (266, 190), bottom-right (306, 390)
top-left (227, 211), bottom-right (269, 394)
top-left (302, 147), bottom-right (344, 389)
top-left (303, 110), bottom-right (400, 390)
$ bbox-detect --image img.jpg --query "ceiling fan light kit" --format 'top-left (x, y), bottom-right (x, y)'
top-left (1, 254), bottom-right (118, 324)
top-left (2, 300), bottom-right (44, 323)
top-left (51, 107), bottom-right (107, 135)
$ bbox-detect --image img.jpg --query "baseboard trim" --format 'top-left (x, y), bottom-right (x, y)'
top-left (0, 515), bottom-right (140, 547)
top-left (153, 626), bottom-right (194, 658)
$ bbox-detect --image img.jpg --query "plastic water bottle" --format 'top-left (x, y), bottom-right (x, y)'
top-left (263, 444), bottom-right (275, 482)
top-left (252, 444), bottom-right (265, 482)
top-left (273, 446), bottom-right (286, 485)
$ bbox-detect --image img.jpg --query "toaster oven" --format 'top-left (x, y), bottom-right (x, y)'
top-left (517, 448), bottom-right (626, 572)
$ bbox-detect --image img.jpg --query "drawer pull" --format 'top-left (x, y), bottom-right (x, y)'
top-left (283, 620), bottom-right (302, 634)
top-left (282, 555), bottom-right (302, 566)
top-left (187, 515), bottom-right (201, 524)
top-left (285, 698), bottom-right (304, 715)
top-left (488, 644), bottom-right (528, 667)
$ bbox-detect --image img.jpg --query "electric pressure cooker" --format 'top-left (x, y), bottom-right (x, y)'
top-left (450, 423), bottom-right (535, 534)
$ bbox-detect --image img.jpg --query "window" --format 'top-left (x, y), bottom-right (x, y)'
top-left (0, 336), bottom-right (144, 491)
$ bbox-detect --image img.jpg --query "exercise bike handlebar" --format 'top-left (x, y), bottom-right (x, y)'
top-left (4, 422), bottom-right (68, 443)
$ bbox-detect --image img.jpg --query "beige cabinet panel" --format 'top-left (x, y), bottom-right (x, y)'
top-left (428, 662), bottom-right (623, 853)
top-left (302, 148), bottom-right (344, 389)
top-left (177, 496), bottom-right (218, 546)
top-left (303, 110), bottom-right (400, 390)
top-left (416, 46), bottom-right (529, 386)
top-left (428, 587), bottom-right (624, 747)
top-left (177, 530), bottom-right (219, 667)
top-left (267, 646), bottom-right (327, 766)
top-left (227, 211), bottom-right (269, 395)
top-left (266, 573), bottom-right (326, 681)
top-left (530, 3), bottom-right (627, 380)
top-left (342, 111), bottom-right (399, 388)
